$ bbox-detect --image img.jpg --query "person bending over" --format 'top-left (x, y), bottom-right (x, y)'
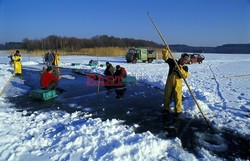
top-left (162, 46), bottom-right (190, 116)
top-left (40, 67), bottom-right (64, 92)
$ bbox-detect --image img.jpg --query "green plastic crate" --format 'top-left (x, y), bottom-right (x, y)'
top-left (89, 62), bottom-right (98, 66)
top-left (122, 76), bottom-right (136, 83)
top-left (71, 63), bottom-right (81, 66)
top-left (30, 89), bottom-right (58, 101)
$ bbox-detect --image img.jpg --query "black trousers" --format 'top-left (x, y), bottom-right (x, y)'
top-left (43, 81), bottom-right (58, 90)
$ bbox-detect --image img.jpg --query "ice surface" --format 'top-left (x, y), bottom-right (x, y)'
top-left (0, 52), bottom-right (249, 160)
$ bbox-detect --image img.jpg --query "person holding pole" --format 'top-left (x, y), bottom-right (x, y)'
top-left (162, 45), bottom-right (190, 116)
top-left (148, 12), bottom-right (210, 126)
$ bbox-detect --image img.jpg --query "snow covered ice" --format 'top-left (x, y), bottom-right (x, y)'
top-left (0, 51), bottom-right (250, 160)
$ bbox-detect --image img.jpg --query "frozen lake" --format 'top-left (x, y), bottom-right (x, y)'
top-left (0, 51), bottom-right (249, 160)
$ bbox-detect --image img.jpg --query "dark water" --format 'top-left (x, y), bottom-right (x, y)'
top-left (4, 66), bottom-right (250, 160)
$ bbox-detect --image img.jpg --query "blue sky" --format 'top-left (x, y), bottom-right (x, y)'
top-left (0, 0), bottom-right (249, 46)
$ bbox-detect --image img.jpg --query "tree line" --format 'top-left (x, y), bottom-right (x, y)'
top-left (1, 35), bottom-right (249, 53)
top-left (0, 42), bottom-right (23, 50)
top-left (170, 44), bottom-right (250, 54)
top-left (21, 35), bottom-right (162, 51)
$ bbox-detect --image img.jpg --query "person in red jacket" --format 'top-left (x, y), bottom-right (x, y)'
top-left (40, 66), bottom-right (62, 91)
top-left (114, 65), bottom-right (127, 86)
top-left (114, 65), bottom-right (127, 78)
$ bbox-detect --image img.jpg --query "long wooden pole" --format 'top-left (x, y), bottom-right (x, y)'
top-left (97, 76), bottom-right (101, 93)
top-left (147, 12), bottom-right (210, 127)
top-left (0, 74), bottom-right (14, 97)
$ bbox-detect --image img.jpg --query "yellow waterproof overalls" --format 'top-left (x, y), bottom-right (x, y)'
top-left (12, 54), bottom-right (22, 75)
top-left (54, 53), bottom-right (60, 66)
top-left (162, 49), bottom-right (189, 113)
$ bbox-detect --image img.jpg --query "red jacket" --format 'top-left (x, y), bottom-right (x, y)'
top-left (114, 67), bottom-right (127, 78)
top-left (121, 68), bottom-right (127, 78)
top-left (41, 71), bottom-right (59, 88)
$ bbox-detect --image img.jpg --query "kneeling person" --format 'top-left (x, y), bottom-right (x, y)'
top-left (40, 67), bottom-right (63, 92)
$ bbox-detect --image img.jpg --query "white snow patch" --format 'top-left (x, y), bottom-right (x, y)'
top-left (22, 61), bottom-right (39, 66)
top-left (0, 52), bottom-right (249, 160)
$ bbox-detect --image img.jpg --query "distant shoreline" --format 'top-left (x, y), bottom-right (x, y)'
top-left (1, 48), bottom-right (249, 58)
top-left (1, 44), bottom-right (250, 55)
top-left (1, 35), bottom-right (249, 54)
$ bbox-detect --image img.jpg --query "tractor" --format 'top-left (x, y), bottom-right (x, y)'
top-left (126, 48), bottom-right (157, 63)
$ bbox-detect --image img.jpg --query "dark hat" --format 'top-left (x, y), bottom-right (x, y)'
top-left (181, 53), bottom-right (189, 58)
top-left (16, 50), bottom-right (20, 53)
top-left (106, 62), bottom-right (110, 65)
top-left (46, 66), bottom-right (53, 72)
top-left (116, 65), bottom-right (121, 69)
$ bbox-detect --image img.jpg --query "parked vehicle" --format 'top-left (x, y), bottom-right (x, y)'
top-left (126, 48), bottom-right (157, 63)
top-left (188, 53), bottom-right (205, 64)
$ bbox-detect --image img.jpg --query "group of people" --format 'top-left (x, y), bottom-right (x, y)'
top-left (104, 62), bottom-right (127, 79)
top-left (40, 51), bottom-right (63, 92)
top-left (9, 50), bottom-right (62, 93)
top-left (40, 61), bottom-right (128, 96)
top-left (104, 62), bottom-right (127, 98)
top-left (44, 50), bottom-right (60, 67)
top-left (103, 51), bottom-right (190, 109)
top-left (10, 50), bottom-right (60, 76)
top-left (10, 47), bottom-right (190, 116)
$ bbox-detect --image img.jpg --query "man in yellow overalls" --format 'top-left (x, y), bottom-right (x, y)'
top-left (162, 46), bottom-right (190, 116)
top-left (54, 50), bottom-right (60, 66)
top-left (12, 50), bottom-right (22, 75)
